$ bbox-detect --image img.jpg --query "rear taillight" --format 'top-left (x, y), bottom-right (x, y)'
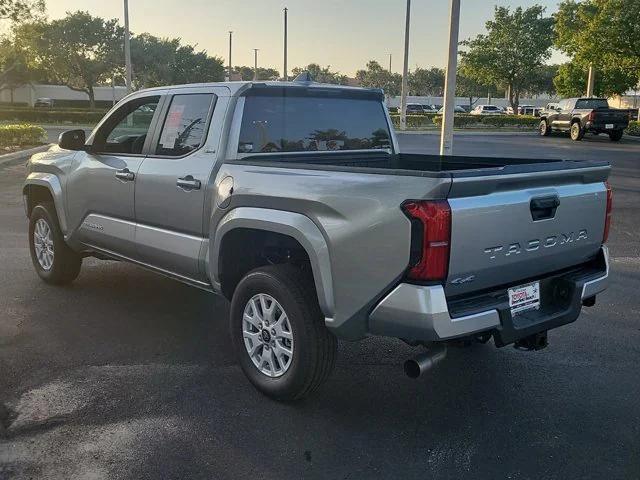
top-left (603, 181), bottom-right (613, 243)
top-left (402, 200), bottom-right (451, 281)
top-left (588, 111), bottom-right (596, 122)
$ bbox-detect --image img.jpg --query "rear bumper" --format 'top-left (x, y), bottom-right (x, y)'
top-left (368, 246), bottom-right (609, 344)
top-left (586, 121), bottom-right (627, 131)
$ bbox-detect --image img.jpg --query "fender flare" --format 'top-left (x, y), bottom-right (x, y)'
top-left (209, 207), bottom-right (334, 319)
top-left (23, 172), bottom-right (68, 234)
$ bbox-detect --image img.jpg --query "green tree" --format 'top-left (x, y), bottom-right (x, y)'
top-left (15, 12), bottom-right (124, 108)
top-left (355, 60), bottom-right (401, 96)
top-left (554, 0), bottom-right (640, 95)
top-left (455, 70), bottom-right (500, 109)
top-left (131, 33), bottom-right (225, 88)
top-left (526, 64), bottom-right (558, 97)
top-left (0, 38), bottom-right (33, 101)
top-left (0, 0), bottom-right (44, 21)
top-left (409, 67), bottom-right (444, 96)
top-left (459, 5), bottom-right (554, 111)
top-left (291, 63), bottom-right (348, 84)
top-left (554, 60), bottom-right (638, 97)
top-left (233, 65), bottom-right (279, 81)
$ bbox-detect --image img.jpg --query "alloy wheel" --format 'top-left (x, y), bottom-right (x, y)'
top-left (242, 293), bottom-right (294, 377)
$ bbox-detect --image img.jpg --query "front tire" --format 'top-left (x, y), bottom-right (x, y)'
top-left (230, 265), bottom-right (337, 401)
top-left (28, 202), bottom-right (82, 285)
top-left (609, 129), bottom-right (623, 141)
top-left (539, 119), bottom-right (551, 136)
top-left (570, 122), bottom-right (584, 141)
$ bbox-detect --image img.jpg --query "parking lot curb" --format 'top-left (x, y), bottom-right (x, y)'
top-left (0, 144), bottom-right (53, 167)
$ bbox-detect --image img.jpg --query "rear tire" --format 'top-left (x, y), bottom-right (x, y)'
top-left (28, 202), bottom-right (82, 285)
top-left (539, 119), bottom-right (551, 136)
top-left (570, 122), bottom-right (584, 141)
top-left (609, 129), bottom-right (623, 141)
top-left (230, 264), bottom-right (337, 401)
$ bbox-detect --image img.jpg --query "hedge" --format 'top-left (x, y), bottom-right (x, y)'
top-left (626, 121), bottom-right (640, 136)
top-left (0, 108), bottom-right (106, 124)
top-left (0, 124), bottom-right (47, 147)
top-left (389, 114), bottom-right (435, 129)
top-left (432, 114), bottom-right (538, 128)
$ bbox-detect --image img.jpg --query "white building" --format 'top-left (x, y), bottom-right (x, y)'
top-left (0, 84), bottom-right (128, 107)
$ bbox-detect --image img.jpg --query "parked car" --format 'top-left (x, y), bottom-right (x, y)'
top-left (539, 97), bottom-right (630, 141)
top-left (470, 105), bottom-right (504, 115)
top-left (437, 105), bottom-right (467, 114)
top-left (24, 80), bottom-right (611, 400)
top-left (34, 97), bottom-right (54, 108)
top-left (398, 103), bottom-right (425, 114)
top-left (421, 104), bottom-right (438, 113)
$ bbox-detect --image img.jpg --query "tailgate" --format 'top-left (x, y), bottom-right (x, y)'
top-left (595, 109), bottom-right (628, 124)
top-left (445, 162), bottom-right (610, 297)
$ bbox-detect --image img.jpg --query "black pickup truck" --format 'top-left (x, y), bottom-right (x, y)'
top-left (539, 97), bottom-right (630, 141)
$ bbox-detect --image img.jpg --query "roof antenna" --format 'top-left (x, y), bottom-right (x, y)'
top-left (293, 71), bottom-right (313, 83)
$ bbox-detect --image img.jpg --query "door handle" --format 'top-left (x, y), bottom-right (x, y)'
top-left (176, 175), bottom-right (201, 191)
top-left (115, 168), bottom-right (135, 181)
top-left (530, 195), bottom-right (560, 221)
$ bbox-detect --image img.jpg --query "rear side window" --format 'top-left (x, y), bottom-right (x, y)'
top-left (155, 93), bottom-right (214, 157)
top-left (238, 94), bottom-right (391, 154)
top-left (575, 98), bottom-right (609, 109)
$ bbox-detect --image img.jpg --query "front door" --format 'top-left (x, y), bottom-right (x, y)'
top-left (134, 88), bottom-right (224, 280)
top-left (66, 94), bottom-right (163, 258)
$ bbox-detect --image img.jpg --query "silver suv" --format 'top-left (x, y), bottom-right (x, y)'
top-left (24, 80), bottom-right (611, 400)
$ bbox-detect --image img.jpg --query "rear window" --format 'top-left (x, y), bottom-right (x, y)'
top-left (483, 106), bottom-right (499, 111)
top-left (238, 95), bottom-right (392, 153)
top-left (575, 99), bottom-right (609, 109)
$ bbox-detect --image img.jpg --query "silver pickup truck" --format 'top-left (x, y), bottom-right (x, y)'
top-left (23, 79), bottom-right (612, 400)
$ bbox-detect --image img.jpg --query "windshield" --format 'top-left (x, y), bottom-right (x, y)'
top-left (239, 94), bottom-right (392, 153)
top-left (575, 98), bottom-right (609, 109)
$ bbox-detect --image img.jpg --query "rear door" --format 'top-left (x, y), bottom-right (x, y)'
top-left (444, 163), bottom-right (610, 297)
top-left (552, 99), bottom-right (572, 130)
top-left (134, 86), bottom-right (228, 280)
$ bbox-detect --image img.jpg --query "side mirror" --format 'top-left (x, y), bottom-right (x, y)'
top-left (58, 129), bottom-right (86, 151)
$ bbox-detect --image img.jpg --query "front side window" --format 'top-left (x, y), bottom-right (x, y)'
top-left (93, 96), bottom-right (160, 154)
top-left (155, 94), bottom-right (215, 157)
top-left (238, 94), bottom-right (391, 154)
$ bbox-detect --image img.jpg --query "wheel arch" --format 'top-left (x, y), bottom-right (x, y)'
top-left (210, 207), bottom-right (334, 319)
top-left (23, 173), bottom-right (68, 234)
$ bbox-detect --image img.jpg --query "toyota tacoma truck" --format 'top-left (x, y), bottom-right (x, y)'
top-left (539, 97), bottom-right (630, 141)
top-left (23, 78), bottom-right (612, 400)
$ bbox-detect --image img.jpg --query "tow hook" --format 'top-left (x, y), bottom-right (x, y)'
top-left (514, 331), bottom-right (548, 351)
top-left (404, 345), bottom-right (447, 379)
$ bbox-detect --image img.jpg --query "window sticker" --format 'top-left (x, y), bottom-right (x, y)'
top-left (159, 104), bottom-right (186, 148)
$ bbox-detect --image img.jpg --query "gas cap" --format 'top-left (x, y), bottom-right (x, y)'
top-left (216, 176), bottom-right (234, 209)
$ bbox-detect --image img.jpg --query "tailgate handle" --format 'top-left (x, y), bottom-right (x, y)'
top-left (530, 195), bottom-right (560, 221)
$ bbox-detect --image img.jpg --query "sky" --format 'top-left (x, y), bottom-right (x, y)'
top-left (46, 0), bottom-right (566, 76)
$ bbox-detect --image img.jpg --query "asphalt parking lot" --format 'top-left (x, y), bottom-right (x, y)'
top-left (1, 133), bottom-right (639, 479)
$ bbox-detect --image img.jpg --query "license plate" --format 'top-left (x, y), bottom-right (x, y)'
top-left (606, 123), bottom-right (614, 129)
top-left (508, 281), bottom-right (540, 315)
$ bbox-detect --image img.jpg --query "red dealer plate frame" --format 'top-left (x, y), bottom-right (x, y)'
top-left (508, 281), bottom-right (540, 315)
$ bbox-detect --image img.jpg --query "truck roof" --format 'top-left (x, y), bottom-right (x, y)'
top-left (136, 80), bottom-right (384, 99)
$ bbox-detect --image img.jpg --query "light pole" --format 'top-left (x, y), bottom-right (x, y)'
top-left (283, 7), bottom-right (288, 81)
top-left (227, 31), bottom-right (233, 81)
top-left (123, 0), bottom-right (132, 93)
top-left (439, 0), bottom-right (461, 156)
top-left (586, 63), bottom-right (595, 97)
top-left (399, 0), bottom-right (411, 131)
top-left (388, 53), bottom-right (392, 73)
top-left (253, 49), bottom-right (259, 80)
